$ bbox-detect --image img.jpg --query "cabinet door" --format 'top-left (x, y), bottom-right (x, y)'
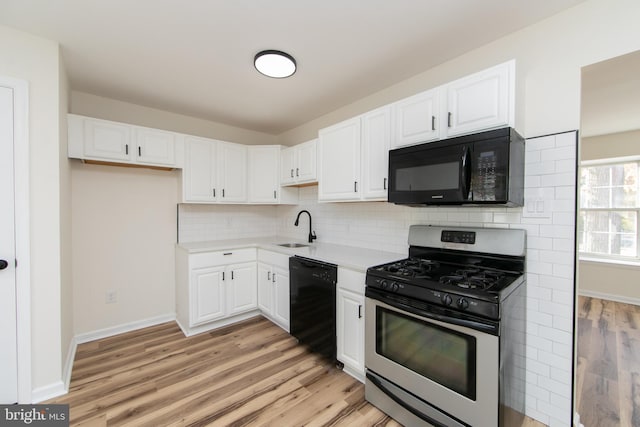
top-left (444, 61), bottom-right (512, 137)
top-left (219, 142), bottom-right (247, 203)
top-left (296, 139), bottom-right (318, 184)
top-left (272, 265), bottom-right (290, 331)
top-left (226, 262), bottom-right (257, 315)
top-left (337, 288), bottom-right (365, 375)
top-left (361, 106), bottom-right (391, 200)
top-left (318, 118), bottom-right (361, 201)
top-left (135, 127), bottom-right (176, 166)
top-left (83, 118), bottom-right (132, 162)
top-left (248, 146), bottom-right (279, 203)
top-left (280, 146), bottom-right (296, 185)
top-left (392, 88), bottom-right (440, 147)
top-left (183, 136), bottom-right (217, 202)
top-left (190, 265), bottom-right (225, 326)
top-left (257, 263), bottom-right (274, 315)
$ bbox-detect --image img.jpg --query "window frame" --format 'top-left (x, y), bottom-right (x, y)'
top-left (578, 156), bottom-right (640, 262)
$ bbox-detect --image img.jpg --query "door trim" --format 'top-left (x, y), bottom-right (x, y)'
top-left (1, 76), bottom-right (32, 403)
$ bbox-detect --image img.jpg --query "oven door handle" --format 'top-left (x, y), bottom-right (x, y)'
top-left (368, 293), bottom-right (498, 335)
top-left (366, 372), bottom-right (450, 427)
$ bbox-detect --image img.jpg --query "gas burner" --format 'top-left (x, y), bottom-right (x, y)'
top-left (439, 268), bottom-right (504, 290)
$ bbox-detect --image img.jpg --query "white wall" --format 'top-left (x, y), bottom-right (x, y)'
top-left (71, 164), bottom-right (178, 335)
top-left (58, 48), bottom-right (74, 388)
top-left (0, 25), bottom-right (67, 399)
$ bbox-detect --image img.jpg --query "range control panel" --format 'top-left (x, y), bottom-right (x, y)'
top-left (441, 230), bottom-right (476, 245)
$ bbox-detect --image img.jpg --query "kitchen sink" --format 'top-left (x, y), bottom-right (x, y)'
top-left (277, 243), bottom-right (309, 248)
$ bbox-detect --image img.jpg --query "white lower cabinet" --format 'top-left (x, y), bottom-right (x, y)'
top-left (257, 250), bottom-right (290, 331)
top-left (336, 268), bottom-right (365, 382)
top-left (176, 247), bottom-right (258, 335)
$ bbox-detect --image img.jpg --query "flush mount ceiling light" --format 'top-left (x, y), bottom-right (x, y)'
top-left (254, 50), bottom-right (297, 78)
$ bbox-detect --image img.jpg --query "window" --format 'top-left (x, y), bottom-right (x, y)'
top-left (578, 159), bottom-right (640, 260)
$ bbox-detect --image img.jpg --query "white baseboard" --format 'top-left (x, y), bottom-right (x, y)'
top-left (578, 289), bottom-right (640, 306)
top-left (32, 381), bottom-right (66, 403)
top-left (177, 311), bottom-right (260, 337)
top-left (63, 336), bottom-right (78, 392)
top-left (74, 313), bottom-right (176, 344)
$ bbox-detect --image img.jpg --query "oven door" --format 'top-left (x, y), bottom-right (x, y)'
top-left (365, 296), bottom-right (499, 427)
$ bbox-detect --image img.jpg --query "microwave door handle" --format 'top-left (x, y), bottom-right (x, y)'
top-left (461, 146), bottom-right (472, 199)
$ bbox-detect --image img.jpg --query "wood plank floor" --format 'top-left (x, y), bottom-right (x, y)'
top-left (576, 295), bottom-right (640, 427)
top-left (50, 315), bottom-right (544, 426)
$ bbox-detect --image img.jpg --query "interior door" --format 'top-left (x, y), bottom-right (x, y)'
top-left (0, 85), bottom-right (18, 403)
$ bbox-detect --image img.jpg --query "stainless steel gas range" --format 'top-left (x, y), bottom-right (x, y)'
top-left (365, 225), bottom-right (526, 427)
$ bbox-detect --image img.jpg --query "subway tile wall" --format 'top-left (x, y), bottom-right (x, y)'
top-left (178, 203), bottom-right (278, 243)
top-left (179, 130), bottom-right (577, 426)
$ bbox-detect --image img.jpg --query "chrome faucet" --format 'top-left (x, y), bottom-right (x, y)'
top-left (294, 210), bottom-right (317, 243)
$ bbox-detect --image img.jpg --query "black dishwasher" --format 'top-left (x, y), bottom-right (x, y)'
top-left (289, 256), bottom-right (337, 362)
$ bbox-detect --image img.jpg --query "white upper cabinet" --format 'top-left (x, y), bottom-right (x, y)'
top-left (135, 127), bottom-right (177, 166)
top-left (318, 106), bottom-right (390, 202)
top-left (248, 145), bottom-right (279, 203)
top-left (182, 136), bottom-right (247, 203)
top-left (318, 117), bottom-right (361, 201)
top-left (68, 114), bottom-right (182, 168)
top-left (442, 60), bottom-right (514, 138)
top-left (248, 145), bottom-right (298, 204)
top-left (218, 142), bottom-right (247, 203)
top-left (361, 106), bottom-right (391, 200)
top-left (183, 136), bottom-right (218, 202)
top-left (280, 139), bottom-right (318, 186)
top-left (392, 88), bottom-right (440, 148)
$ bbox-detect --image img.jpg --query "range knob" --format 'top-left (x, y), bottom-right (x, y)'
top-left (457, 298), bottom-right (469, 310)
top-left (442, 294), bottom-right (453, 306)
top-left (379, 280), bottom-right (388, 289)
top-left (390, 282), bottom-right (399, 292)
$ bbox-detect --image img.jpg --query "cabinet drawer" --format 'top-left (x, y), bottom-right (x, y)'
top-left (338, 267), bottom-right (365, 294)
top-left (258, 250), bottom-right (290, 269)
top-left (190, 248), bottom-right (256, 269)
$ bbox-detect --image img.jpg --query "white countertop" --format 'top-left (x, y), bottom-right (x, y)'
top-left (177, 236), bottom-right (405, 272)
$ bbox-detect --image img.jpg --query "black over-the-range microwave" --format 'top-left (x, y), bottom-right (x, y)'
top-left (387, 127), bottom-right (525, 206)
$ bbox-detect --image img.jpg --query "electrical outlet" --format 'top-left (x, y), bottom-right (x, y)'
top-left (106, 290), bottom-right (117, 304)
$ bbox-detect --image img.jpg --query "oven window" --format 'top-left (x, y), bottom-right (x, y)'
top-left (376, 306), bottom-right (476, 400)
top-left (395, 161), bottom-right (459, 191)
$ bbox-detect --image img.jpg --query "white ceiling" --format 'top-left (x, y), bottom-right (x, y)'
top-left (1, 0), bottom-right (586, 135)
top-left (581, 50), bottom-right (640, 137)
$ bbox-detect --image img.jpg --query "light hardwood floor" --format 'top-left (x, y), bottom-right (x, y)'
top-left (576, 296), bottom-right (640, 427)
top-left (50, 316), bottom-right (545, 426)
